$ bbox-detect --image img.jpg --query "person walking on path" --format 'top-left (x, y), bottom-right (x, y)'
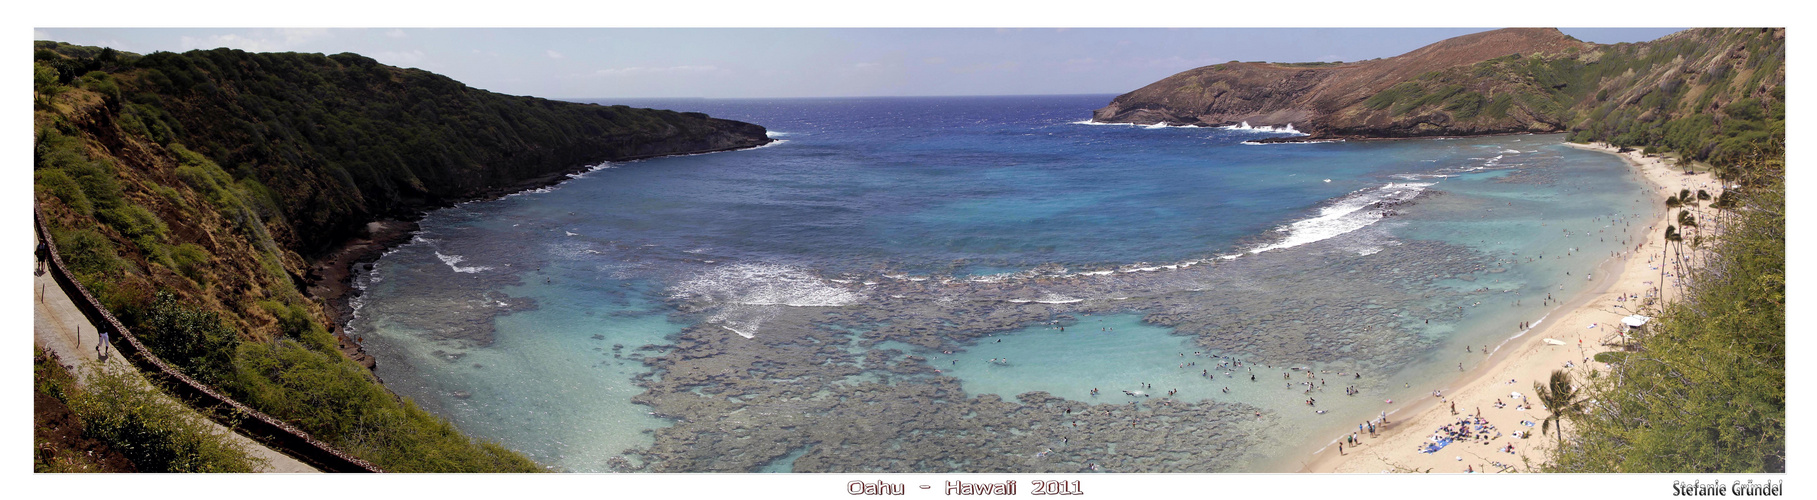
top-left (36, 240), bottom-right (49, 275)
top-left (96, 326), bottom-right (111, 360)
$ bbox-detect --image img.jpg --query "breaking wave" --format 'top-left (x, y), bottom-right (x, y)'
top-left (435, 252), bottom-right (495, 273)
top-left (1248, 183), bottom-right (1432, 254)
top-left (673, 263), bottom-right (866, 308)
top-left (671, 263), bottom-right (867, 338)
top-left (1219, 121), bottom-right (1306, 135)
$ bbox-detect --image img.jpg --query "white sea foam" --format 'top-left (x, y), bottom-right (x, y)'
top-left (435, 252), bottom-right (495, 273)
top-left (1391, 173), bottom-right (1455, 181)
top-left (1069, 120), bottom-right (1136, 126)
top-left (511, 186), bottom-right (556, 197)
top-left (672, 263), bottom-right (864, 307)
top-left (766, 131), bottom-right (792, 138)
top-left (1032, 293), bottom-right (1084, 304)
top-left (565, 162), bottom-right (617, 180)
top-left (673, 263), bottom-right (867, 338)
top-left (1241, 139), bottom-right (1343, 145)
top-left (1248, 183), bottom-right (1432, 254)
top-left (1219, 121), bottom-right (1307, 135)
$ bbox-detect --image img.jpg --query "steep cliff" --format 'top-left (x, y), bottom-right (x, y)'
top-left (32, 41), bottom-right (770, 471)
top-left (1094, 28), bottom-right (1784, 167)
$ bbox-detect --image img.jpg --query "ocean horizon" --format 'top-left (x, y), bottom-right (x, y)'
top-left (346, 94), bottom-right (1654, 472)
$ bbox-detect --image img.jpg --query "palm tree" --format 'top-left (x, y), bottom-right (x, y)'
top-left (1678, 210), bottom-right (1700, 272)
top-left (1533, 369), bottom-right (1584, 445)
top-left (1659, 224), bottom-right (1681, 299)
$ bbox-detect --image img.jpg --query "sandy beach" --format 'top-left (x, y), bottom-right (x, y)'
top-left (1299, 141), bottom-right (1721, 473)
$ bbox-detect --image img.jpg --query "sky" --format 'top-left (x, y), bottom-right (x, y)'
top-left (33, 27), bottom-right (1687, 99)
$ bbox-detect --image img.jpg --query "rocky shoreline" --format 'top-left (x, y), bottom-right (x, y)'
top-left (304, 140), bottom-right (772, 373)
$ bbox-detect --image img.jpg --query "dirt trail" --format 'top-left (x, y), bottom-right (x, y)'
top-left (32, 264), bottom-right (319, 473)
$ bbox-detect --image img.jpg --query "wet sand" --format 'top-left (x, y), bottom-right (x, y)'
top-left (1300, 142), bottom-right (1719, 473)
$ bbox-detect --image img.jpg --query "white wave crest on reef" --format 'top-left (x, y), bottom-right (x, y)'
top-left (1033, 293), bottom-right (1084, 304)
top-left (672, 264), bottom-right (865, 338)
top-left (1242, 139), bottom-right (1343, 145)
top-left (1071, 119), bottom-right (1206, 129)
top-left (1248, 182), bottom-right (1432, 254)
top-left (686, 264), bottom-right (865, 307)
top-left (435, 252), bottom-right (495, 273)
top-left (1219, 121), bottom-right (1307, 136)
top-left (1069, 120), bottom-right (1136, 126)
top-left (565, 162), bottom-right (617, 180)
top-left (708, 305), bottom-right (775, 339)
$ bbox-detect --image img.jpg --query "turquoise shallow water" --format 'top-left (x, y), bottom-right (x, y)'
top-left (349, 96), bottom-right (1650, 472)
top-left (354, 257), bottom-right (680, 470)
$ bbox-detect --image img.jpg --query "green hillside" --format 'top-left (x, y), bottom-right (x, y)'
top-left (33, 41), bottom-right (769, 472)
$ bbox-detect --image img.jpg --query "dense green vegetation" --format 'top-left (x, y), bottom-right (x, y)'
top-left (1547, 157), bottom-right (1784, 472)
top-left (31, 40), bottom-right (764, 472)
top-left (36, 41), bottom-right (764, 255)
top-left (35, 351), bottom-right (261, 473)
top-left (1363, 31), bottom-right (1787, 473)
top-left (1356, 29), bottom-right (1783, 174)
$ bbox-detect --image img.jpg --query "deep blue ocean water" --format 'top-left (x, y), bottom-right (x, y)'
top-left (348, 95), bottom-right (1654, 472)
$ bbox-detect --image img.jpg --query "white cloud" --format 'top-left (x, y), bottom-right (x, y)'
top-left (386, 29), bottom-right (408, 39)
top-left (178, 28), bottom-right (331, 52)
top-left (373, 50), bottom-right (427, 67)
top-left (547, 50), bottom-right (565, 59)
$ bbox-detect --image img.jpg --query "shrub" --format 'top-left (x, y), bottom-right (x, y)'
top-left (136, 291), bottom-right (242, 386)
top-left (171, 243), bottom-right (211, 284)
top-left (55, 361), bottom-right (260, 472)
top-left (228, 339), bottom-right (542, 472)
top-left (53, 227), bottom-right (122, 278)
top-left (1549, 173), bottom-right (1783, 472)
top-left (35, 169), bottom-right (94, 217)
top-left (259, 300), bottom-right (335, 352)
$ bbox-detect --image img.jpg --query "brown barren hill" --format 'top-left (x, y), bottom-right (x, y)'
top-left (1092, 28), bottom-right (1592, 137)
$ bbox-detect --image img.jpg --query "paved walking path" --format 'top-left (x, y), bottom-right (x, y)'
top-left (33, 265), bottom-right (319, 473)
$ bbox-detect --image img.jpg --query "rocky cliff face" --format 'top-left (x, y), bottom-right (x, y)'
top-left (1093, 28), bottom-right (1784, 148)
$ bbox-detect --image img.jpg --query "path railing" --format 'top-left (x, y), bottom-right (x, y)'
top-left (35, 205), bottom-right (383, 473)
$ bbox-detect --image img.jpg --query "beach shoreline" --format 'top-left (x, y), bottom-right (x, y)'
top-left (1295, 141), bottom-right (1719, 473)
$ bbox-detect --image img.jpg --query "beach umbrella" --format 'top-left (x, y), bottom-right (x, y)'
top-left (1621, 315), bottom-right (1651, 328)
